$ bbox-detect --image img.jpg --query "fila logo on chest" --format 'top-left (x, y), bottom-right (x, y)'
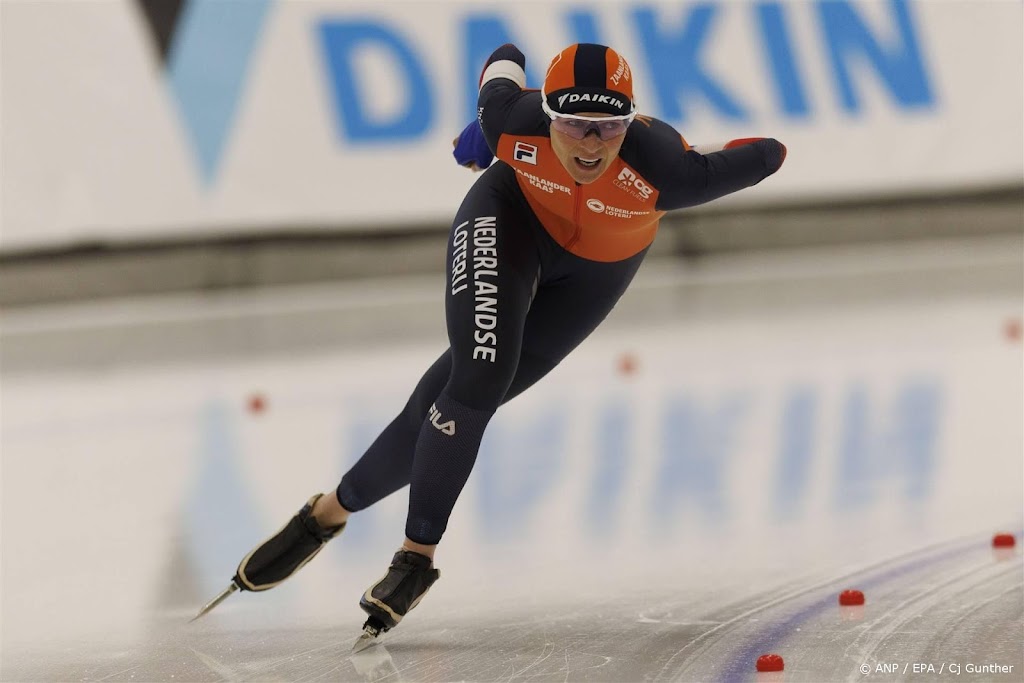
top-left (513, 141), bottom-right (538, 165)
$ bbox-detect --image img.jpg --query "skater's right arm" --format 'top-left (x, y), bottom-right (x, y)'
top-left (453, 43), bottom-right (530, 171)
top-left (454, 44), bottom-right (544, 170)
top-left (476, 44), bottom-right (536, 153)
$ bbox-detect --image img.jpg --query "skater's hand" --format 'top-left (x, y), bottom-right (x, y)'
top-left (452, 119), bottom-right (493, 172)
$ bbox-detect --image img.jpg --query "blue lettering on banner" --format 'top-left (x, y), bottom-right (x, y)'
top-left (317, 1), bottom-right (936, 144)
top-left (633, 5), bottom-right (749, 122)
top-left (460, 11), bottom-right (616, 124)
top-left (318, 21), bottom-right (434, 142)
top-left (818, 0), bottom-right (935, 113)
top-left (461, 15), bottom-right (543, 125)
top-left (835, 380), bottom-right (941, 510)
top-left (565, 9), bottom-right (603, 45)
top-left (756, 2), bottom-right (811, 118)
top-left (654, 395), bottom-right (749, 528)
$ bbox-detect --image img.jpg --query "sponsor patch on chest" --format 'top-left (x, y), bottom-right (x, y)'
top-left (613, 167), bottom-right (654, 201)
top-left (585, 198), bottom-right (651, 219)
top-left (513, 141), bottom-right (538, 165)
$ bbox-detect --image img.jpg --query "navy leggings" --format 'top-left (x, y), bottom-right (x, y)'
top-left (337, 162), bottom-right (647, 544)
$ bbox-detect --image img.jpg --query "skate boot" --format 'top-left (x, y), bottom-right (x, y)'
top-left (353, 550), bottom-right (440, 650)
top-left (192, 493), bottom-right (345, 620)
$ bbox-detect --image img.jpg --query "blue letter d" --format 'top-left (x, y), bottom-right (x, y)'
top-left (318, 20), bottom-right (434, 142)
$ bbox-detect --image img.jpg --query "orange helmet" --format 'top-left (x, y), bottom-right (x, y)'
top-left (542, 43), bottom-right (635, 116)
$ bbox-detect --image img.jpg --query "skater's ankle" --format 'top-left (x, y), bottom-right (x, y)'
top-left (311, 491), bottom-right (350, 527)
top-left (402, 538), bottom-right (436, 561)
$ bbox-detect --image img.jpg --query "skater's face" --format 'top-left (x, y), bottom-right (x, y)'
top-left (549, 111), bottom-right (629, 185)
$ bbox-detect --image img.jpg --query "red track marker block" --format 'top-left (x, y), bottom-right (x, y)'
top-left (839, 589), bottom-right (865, 606)
top-left (756, 654), bottom-right (785, 673)
top-left (992, 533), bottom-right (1016, 548)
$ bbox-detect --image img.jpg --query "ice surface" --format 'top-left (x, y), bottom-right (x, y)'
top-left (2, 537), bottom-right (1021, 681)
top-left (3, 243), bottom-right (1022, 681)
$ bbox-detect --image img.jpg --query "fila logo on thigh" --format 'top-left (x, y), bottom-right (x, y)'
top-left (428, 403), bottom-right (456, 436)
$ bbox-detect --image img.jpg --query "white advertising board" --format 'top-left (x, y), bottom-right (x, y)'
top-left (2, 0), bottom-right (1022, 250)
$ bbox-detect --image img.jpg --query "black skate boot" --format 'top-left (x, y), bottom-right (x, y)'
top-left (353, 550), bottom-right (440, 650)
top-left (192, 493), bottom-right (345, 620)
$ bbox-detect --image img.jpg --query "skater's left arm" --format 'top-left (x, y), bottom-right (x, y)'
top-left (634, 118), bottom-right (787, 211)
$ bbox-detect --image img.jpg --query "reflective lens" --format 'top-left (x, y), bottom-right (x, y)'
top-left (549, 116), bottom-right (631, 140)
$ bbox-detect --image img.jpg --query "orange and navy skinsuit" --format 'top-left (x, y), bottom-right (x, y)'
top-left (335, 45), bottom-right (786, 546)
top-left (478, 44), bottom-right (786, 263)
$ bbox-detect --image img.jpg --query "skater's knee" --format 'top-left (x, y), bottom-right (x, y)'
top-left (445, 375), bottom-right (510, 411)
top-left (445, 361), bottom-right (516, 411)
top-left (502, 350), bottom-right (557, 404)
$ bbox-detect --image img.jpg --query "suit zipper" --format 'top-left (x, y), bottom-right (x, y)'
top-left (566, 184), bottom-right (583, 251)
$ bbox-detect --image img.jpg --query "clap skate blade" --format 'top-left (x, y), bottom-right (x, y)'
top-left (352, 616), bottom-right (389, 652)
top-left (191, 582), bottom-right (239, 622)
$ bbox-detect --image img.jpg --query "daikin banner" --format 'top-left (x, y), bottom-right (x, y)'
top-left (3, 0), bottom-right (1022, 250)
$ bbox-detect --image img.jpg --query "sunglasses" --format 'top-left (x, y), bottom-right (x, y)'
top-left (541, 99), bottom-right (637, 141)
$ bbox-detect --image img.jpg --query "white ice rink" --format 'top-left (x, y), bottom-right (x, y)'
top-left (2, 236), bottom-right (1022, 682)
top-left (3, 535), bottom-right (1021, 682)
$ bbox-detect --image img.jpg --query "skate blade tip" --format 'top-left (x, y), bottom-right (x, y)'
top-left (351, 638), bottom-right (375, 653)
top-left (190, 583), bottom-right (239, 622)
top-left (188, 608), bottom-right (214, 623)
top-left (352, 632), bottom-right (380, 653)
